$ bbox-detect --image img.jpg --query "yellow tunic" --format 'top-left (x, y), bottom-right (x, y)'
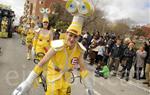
top-left (46, 42), bottom-right (84, 95)
top-left (26, 29), bottom-right (34, 46)
top-left (35, 34), bottom-right (51, 54)
top-left (33, 40), bottom-right (86, 95)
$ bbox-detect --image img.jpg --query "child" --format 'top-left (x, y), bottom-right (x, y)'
top-left (95, 63), bottom-right (110, 79)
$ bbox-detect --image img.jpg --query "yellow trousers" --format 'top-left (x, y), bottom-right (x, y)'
top-left (45, 77), bottom-right (70, 95)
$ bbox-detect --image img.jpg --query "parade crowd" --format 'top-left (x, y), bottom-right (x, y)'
top-left (78, 31), bottom-right (150, 87)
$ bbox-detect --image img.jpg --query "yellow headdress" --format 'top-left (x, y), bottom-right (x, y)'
top-left (40, 8), bottom-right (50, 23)
top-left (66, 0), bottom-right (94, 35)
top-left (67, 16), bottom-right (84, 35)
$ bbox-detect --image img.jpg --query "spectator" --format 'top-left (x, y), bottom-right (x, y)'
top-left (141, 41), bottom-right (150, 79)
top-left (53, 29), bottom-right (60, 40)
top-left (143, 42), bottom-right (150, 87)
top-left (95, 42), bottom-right (105, 66)
top-left (134, 46), bottom-right (147, 80)
top-left (108, 39), bottom-right (123, 76)
top-left (103, 45), bottom-right (110, 65)
top-left (95, 62), bottom-right (110, 79)
top-left (121, 42), bottom-right (136, 81)
top-left (120, 38), bottom-right (131, 72)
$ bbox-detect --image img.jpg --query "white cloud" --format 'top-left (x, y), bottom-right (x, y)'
top-left (96, 0), bottom-right (150, 24)
top-left (0, 0), bottom-right (149, 25)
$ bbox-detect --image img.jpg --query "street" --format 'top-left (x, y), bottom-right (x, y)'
top-left (0, 33), bottom-right (149, 95)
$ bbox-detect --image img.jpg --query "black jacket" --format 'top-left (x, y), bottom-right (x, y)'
top-left (110, 44), bottom-right (123, 59)
top-left (146, 46), bottom-right (150, 64)
top-left (124, 48), bottom-right (136, 62)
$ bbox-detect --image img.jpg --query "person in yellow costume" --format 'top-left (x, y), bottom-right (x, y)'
top-left (0, 16), bottom-right (8, 37)
top-left (20, 17), bottom-right (29, 45)
top-left (12, 0), bottom-right (94, 95)
top-left (26, 20), bottom-right (35, 60)
top-left (32, 8), bottom-right (53, 61)
top-left (1, 16), bottom-right (8, 32)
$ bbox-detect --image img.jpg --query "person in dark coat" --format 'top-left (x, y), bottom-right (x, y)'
top-left (121, 42), bottom-right (136, 81)
top-left (143, 41), bottom-right (150, 87)
top-left (108, 39), bottom-right (123, 76)
top-left (141, 41), bottom-right (150, 79)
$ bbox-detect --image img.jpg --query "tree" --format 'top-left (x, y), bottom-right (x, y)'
top-left (131, 26), bottom-right (149, 37)
top-left (83, 9), bottom-right (108, 34)
top-left (49, 2), bottom-right (71, 31)
top-left (110, 20), bottom-right (130, 36)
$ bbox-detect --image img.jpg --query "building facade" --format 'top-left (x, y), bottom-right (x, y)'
top-left (23, 0), bottom-right (64, 22)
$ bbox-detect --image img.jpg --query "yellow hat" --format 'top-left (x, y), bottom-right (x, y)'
top-left (42, 17), bottom-right (49, 23)
top-left (40, 8), bottom-right (49, 23)
top-left (30, 19), bottom-right (35, 24)
top-left (67, 16), bottom-right (84, 35)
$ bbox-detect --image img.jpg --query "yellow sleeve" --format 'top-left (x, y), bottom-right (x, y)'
top-left (33, 65), bottom-right (43, 75)
top-left (80, 70), bottom-right (89, 79)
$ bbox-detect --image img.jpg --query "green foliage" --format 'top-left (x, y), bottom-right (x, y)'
top-left (48, 2), bottom-right (71, 31)
top-left (55, 20), bottom-right (69, 30)
top-left (135, 29), bottom-right (146, 36)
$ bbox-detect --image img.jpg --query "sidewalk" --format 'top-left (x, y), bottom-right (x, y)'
top-left (84, 59), bottom-right (150, 93)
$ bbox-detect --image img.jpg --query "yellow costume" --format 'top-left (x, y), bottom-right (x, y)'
top-left (26, 28), bottom-right (35, 46)
top-left (34, 0), bottom-right (93, 94)
top-left (33, 40), bottom-right (85, 95)
top-left (0, 17), bottom-right (8, 37)
top-left (35, 32), bottom-right (51, 55)
top-left (33, 8), bottom-right (52, 60)
top-left (12, 1), bottom-right (94, 95)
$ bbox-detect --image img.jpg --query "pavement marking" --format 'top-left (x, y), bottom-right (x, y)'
top-left (93, 89), bottom-right (102, 95)
top-left (128, 81), bottom-right (150, 93)
top-left (116, 77), bottom-right (150, 93)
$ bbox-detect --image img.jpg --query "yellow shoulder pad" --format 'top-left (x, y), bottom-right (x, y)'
top-left (51, 40), bottom-right (64, 51)
top-left (77, 42), bottom-right (86, 52)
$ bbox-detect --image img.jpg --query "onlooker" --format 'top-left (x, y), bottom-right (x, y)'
top-left (134, 46), bottom-right (147, 80)
top-left (88, 35), bottom-right (99, 65)
top-left (95, 42), bottom-right (105, 66)
top-left (120, 38), bottom-right (131, 72)
top-left (121, 42), bottom-right (136, 81)
top-left (103, 45), bottom-right (110, 65)
top-left (108, 39), bottom-right (123, 76)
top-left (95, 62), bottom-right (110, 79)
top-left (141, 41), bottom-right (150, 79)
top-left (143, 42), bottom-right (150, 87)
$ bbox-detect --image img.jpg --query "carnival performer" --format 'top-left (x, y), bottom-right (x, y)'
top-left (32, 8), bottom-right (53, 61)
top-left (1, 16), bottom-right (8, 32)
top-left (12, 0), bottom-right (94, 95)
top-left (26, 19), bottom-right (35, 60)
top-left (0, 16), bottom-right (8, 37)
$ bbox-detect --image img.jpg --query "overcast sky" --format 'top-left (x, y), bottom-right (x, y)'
top-left (0, 0), bottom-right (149, 25)
top-left (96, 0), bottom-right (150, 25)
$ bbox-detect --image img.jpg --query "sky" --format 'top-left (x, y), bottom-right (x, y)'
top-left (0, 0), bottom-right (150, 25)
top-left (95, 0), bottom-right (150, 25)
